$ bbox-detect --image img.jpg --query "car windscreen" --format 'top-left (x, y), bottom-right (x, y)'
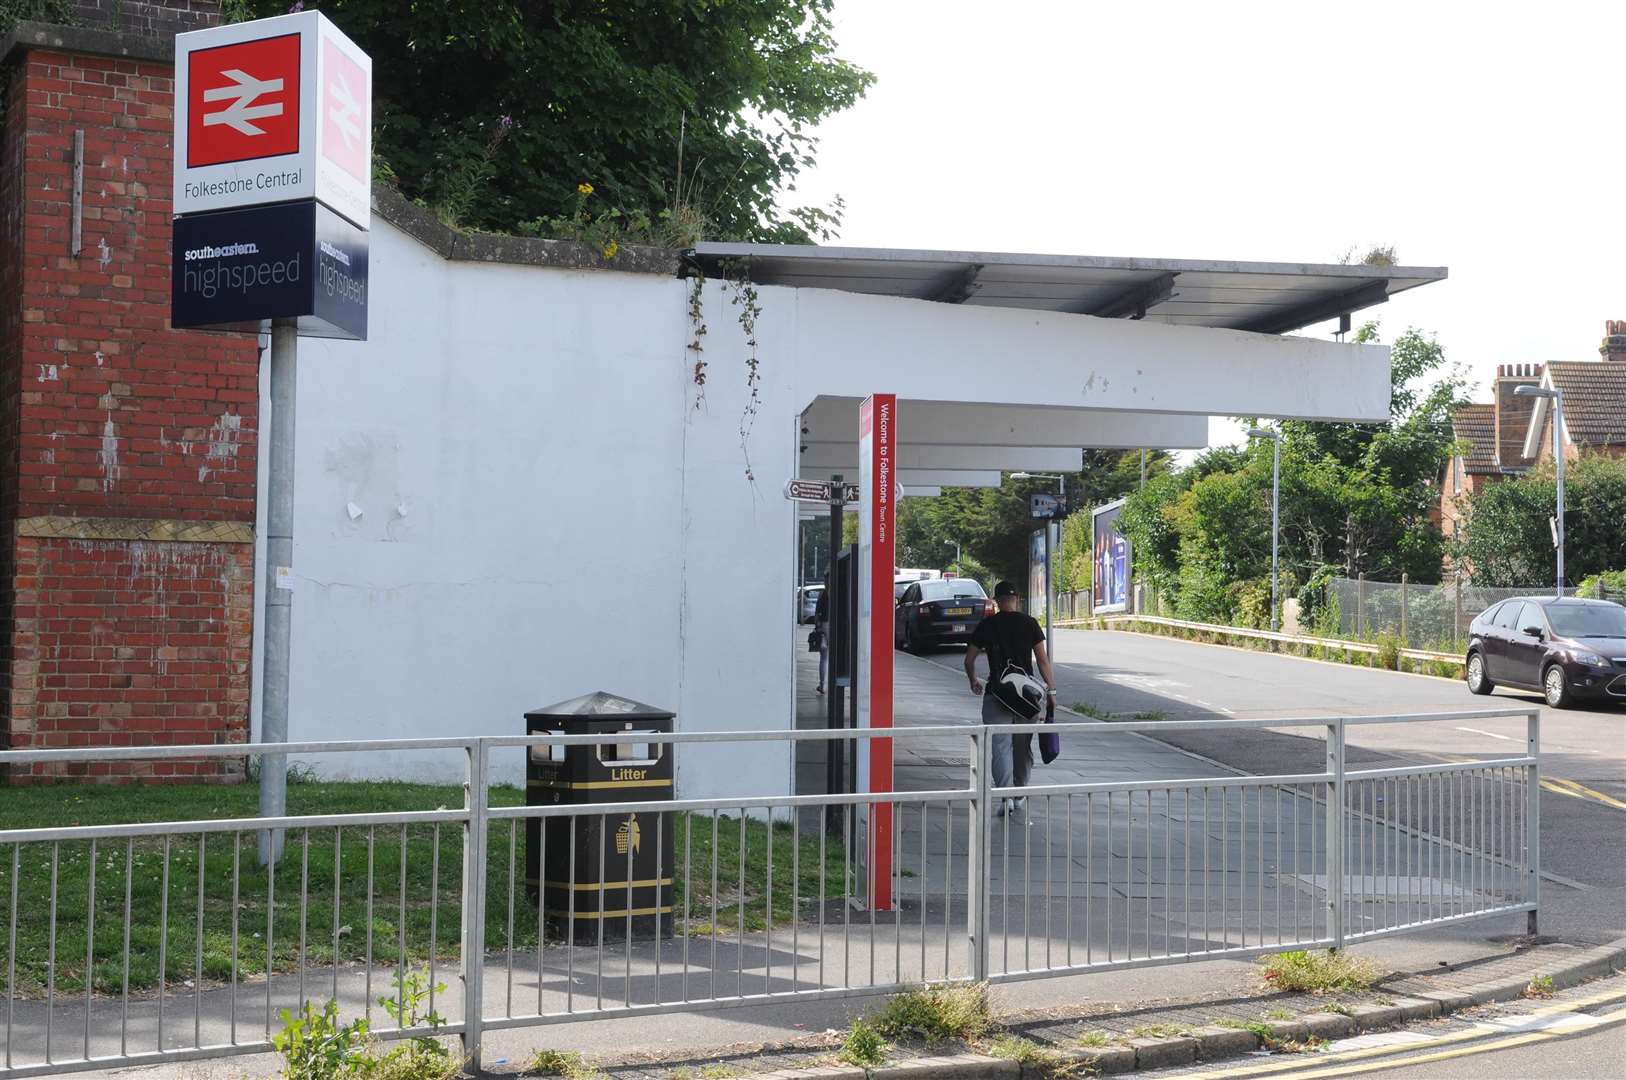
top-left (920, 580), bottom-right (987, 601)
top-left (1544, 604), bottom-right (1626, 639)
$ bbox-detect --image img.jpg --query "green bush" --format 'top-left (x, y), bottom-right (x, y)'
top-left (1374, 631), bottom-right (1401, 671)
top-left (1260, 950), bottom-right (1378, 992)
top-left (272, 1000), bottom-right (372, 1080)
top-left (1578, 569), bottom-right (1626, 599)
top-left (871, 984), bottom-right (991, 1044)
top-left (840, 1018), bottom-right (887, 1066)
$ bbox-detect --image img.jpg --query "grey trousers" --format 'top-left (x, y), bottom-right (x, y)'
top-left (982, 692), bottom-right (1033, 791)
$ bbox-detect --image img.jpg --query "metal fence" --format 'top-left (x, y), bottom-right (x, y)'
top-left (1327, 576), bottom-right (1624, 651)
top-left (0, 710), bottom-right (1539, 1076)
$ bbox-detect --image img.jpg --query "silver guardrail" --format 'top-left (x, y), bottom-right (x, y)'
top-left (1060, 613), bottom-right (1464, 665)
top-left (0, 709), bottom-right (1539, 1076)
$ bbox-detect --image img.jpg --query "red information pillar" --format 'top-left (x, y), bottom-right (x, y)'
top-left (857, 394), bottom-right (895, 909)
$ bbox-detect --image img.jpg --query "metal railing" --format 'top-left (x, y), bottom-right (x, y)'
top-left (0, 709), bottom-right (1539, 1076)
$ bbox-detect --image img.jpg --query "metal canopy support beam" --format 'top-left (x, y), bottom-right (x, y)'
top-left (801, 398), bottom-right (1210, 450)
top-left (926, 263), bottom-right (983, 304)
top-left (1085, 272), bottom-right (1178, 320)
top-left (800, 468), bottom-right (1003, 489)
top-left (1236, 280), bottom-right (1390, 336)
top-left (798, 443), bottom-right (1081, 473)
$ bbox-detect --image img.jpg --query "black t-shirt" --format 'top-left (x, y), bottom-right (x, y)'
top-left (971, 610), bottom-right (1044, 677)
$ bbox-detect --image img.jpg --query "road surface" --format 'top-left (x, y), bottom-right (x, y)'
top-left (1142, 972), bottom-right (1626, 1079)
top-left (916, 627), bottom-right (1625, 948)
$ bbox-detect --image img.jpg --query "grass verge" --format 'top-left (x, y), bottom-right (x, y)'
top-left (0, 780), bottom-right (842, 996)
top-left (984, 1033), bottom-right (1082, 1077)
top-left (1102, 619), bottom-right (1466, 680)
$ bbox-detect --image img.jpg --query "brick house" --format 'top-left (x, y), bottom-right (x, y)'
top-left (1520, 320), bottom-right (1626, 463)
top-left (0, 1), bottom-right (259, 780)
top-left (1440, 363), bottom-right (1539, 543)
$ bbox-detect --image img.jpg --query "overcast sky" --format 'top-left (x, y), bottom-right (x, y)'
top-left (795, 0), bottom-right (1626, 449)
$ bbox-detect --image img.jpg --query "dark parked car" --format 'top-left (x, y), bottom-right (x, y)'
top-left (1465, 596), bottom-right (1626, 708)
top-left (797, 584), bottom-right (824, 625)
top-left (894, 578), bottom-right (994, 651)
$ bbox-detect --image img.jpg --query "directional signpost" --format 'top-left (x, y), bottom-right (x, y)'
top-left (172, 12), bottom-right (373, 863)
top-left (785, 479), bottom-right (834, 503)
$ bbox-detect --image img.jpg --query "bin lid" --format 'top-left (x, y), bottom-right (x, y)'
top-left (525, 691), bottom-right (674, 722)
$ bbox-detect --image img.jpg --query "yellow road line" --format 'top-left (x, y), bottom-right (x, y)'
top-left (1252, 1006), bottom-right (1626, 1078)
top-left (1173, 984), bottom-right (1626, 1079)
top-left (1542, 776), bottom-right (1626, 811)
top-left (1407, 753), bottom-right (1623, 813)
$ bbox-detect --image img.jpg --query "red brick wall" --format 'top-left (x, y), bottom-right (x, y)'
top-left (0, 36), bottom-right (260, 779)
top-left (8, 535), bottom-right (251, 781)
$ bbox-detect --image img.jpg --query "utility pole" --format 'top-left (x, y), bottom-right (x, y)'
top-left (1248, 428), bottom-right (1281, 634)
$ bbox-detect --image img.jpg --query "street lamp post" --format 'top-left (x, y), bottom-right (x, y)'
top-left (1515, 385), bottom-right (1566, 597)
top-left (1247, 428), bottom-right (1281, 633)
top-left (1010, 471), bottom-right (1066, 495)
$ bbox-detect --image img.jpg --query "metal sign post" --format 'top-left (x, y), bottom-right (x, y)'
top-left (172, 11), bottom-right (372, 866)
top-left (258, 318), bottom-right (297, 863)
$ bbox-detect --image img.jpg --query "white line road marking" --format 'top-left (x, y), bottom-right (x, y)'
top-left (1454, 725), bottom-right (1513, 740)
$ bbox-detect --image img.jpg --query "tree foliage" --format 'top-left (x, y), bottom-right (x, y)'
top-left (257, 0), bottom-right (874, 240)
top-left (1456, 454), bottom-right (1626, 586)
top-left (1117, 324), bottom-right (1467, 623)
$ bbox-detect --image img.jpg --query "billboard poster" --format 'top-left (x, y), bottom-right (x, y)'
top-left (1027, 528), bottom-right (1048, 621)
top-left (1091, 498), bottom-right (1132, 614)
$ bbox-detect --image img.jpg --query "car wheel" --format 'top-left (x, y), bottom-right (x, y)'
top-left (1543, 664), bottom-right (1572, 709)
top-left (902, 623), bottom-right (915, 653)
top-left (1466, 652), bottom-right (1494, 695)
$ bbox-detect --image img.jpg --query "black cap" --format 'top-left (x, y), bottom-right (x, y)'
top-left (993, 581), bottom-right (1018, 598)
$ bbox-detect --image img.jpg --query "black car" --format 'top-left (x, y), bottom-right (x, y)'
top-left (1465, 596), bottom-right (1626, 708)
top-left (894, 578), bottom-right (994, 651)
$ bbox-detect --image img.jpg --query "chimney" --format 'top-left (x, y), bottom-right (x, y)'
top-left (68, 0), bottom-right (223, 35)
top-left (1603, 319), bottom-right (1626, 363)
top-left (1493, 362), bottom-right (1542, 468)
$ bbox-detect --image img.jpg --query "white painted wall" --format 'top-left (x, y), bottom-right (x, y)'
top-left (257, 216), bottom-right (1391, 794)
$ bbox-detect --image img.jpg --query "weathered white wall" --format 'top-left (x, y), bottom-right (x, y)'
top-left (255, 216), bottom-right (1391, 794)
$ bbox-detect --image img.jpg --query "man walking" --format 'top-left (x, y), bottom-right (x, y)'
top-left (965, 580), bottom-right (1057, 815)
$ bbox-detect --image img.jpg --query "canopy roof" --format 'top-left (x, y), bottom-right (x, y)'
top-left (691, 243), bottom-right (1445, 334)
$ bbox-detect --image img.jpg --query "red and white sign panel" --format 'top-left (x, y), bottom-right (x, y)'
top-left (856, 394), bottom-right (896, 911)
top-left (175, 11), bottom-right (371, 229)
top-left (187, 33), bottom-right (301, 167)
top-left (320, 37), bottom-right (369, 181)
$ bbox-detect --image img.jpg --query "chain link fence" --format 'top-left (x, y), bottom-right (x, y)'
top-left (1327, 576), bottom-right (1625, 652)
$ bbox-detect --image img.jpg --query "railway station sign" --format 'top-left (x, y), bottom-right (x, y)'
top-left (174, 10), bottom-right (373, 228)
top-left (172, 11), bottom-right (371, 339)
top-left (172, 199), bottom-right (368, 339)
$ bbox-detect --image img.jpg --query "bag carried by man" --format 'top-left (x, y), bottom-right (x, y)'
top-left (980, 607), bottom-right (1061, 762)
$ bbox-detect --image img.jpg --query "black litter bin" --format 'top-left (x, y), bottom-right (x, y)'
top-left (525, 692), bottom-right (675, 944)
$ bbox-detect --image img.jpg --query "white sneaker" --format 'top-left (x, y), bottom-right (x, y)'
top-left (1011, 797), bottom-right (1026, 816)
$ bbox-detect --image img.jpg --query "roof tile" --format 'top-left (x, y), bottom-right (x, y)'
top-left (1452, 403), bottom-right (1498, 473)
top-left (1547, 362), bottom-right (1626, 448)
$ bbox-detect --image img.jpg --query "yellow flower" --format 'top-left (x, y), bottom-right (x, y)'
top-left (577, 182), bottom-right (594, 196)
top-left (601, 240), bottom-right (620, 260)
